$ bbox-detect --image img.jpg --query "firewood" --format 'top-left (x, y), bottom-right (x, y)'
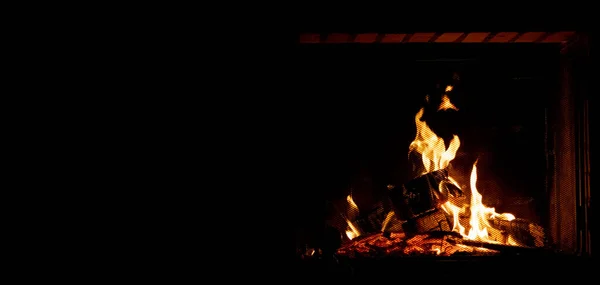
top-left (381, 210), bottom-right (404, 233)
top-left (388, 168), bottom-right (462, 221)
top-left (353, 202), bottom-right (388, 233)
top-left (402, 209), bottom-right (451, 235)
top-left (458, 239), bottom-right (548, 255)
top-left (488, 218), bottom-right (546, 247)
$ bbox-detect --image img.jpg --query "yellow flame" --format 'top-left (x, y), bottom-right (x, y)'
top-left (438, 94), bottom-right (458, 111)
top-left (507, 235), bottom-right (520, 246)
top-left (432, 245), bottom-right (442, 255)
top-left (445, 85), bottom-right (453, 92)
top-left (441, 201), bottom-right (466, 236)
top-left (441, 162), bottom-right (518, 244)
top-left (490, 212), bottom-right (515, 221)
top-left (409, 108), bottom-right (460, 175)
top-left (346, 221), bottom-right (361, 240)
top-left (347, 194), bottom-right (358, 211)
top-left (345, 231), bottom-right (354, 240)
top-left (345, 194), bottom-right (361, 240)
top-left (466, 162), bottom-right (493, 240)
top-left (380, 211), bottom-right (395, 232)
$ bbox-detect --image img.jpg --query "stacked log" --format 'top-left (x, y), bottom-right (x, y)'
top-left (341, 168), bottom-right (546, 250)
top-left (488, 217), bottom-right (546, 247)
top-left (387, 168), bottom-right (461, 236)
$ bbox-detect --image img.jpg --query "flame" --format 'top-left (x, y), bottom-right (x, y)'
top-left (438, 94), bottom-right (458, 111)
top-left (442, 161), bottom-right (518, 244)
top-left (439, 85), bottom-right (458, 111)
top-left (347, 194), bottom-right (358, 210)
top-left (466, 162), bottom-right (493, 240)
top-left (345, 194), bottom-right (361, 240)
top-left (409, 107), bottom-right (460, 175)
top-left (440, 201), bottom-right (466, 235)
top-left (380, 211), bottom-right (395, 232)
top-left (346, 224), bottom-right (360, 240)
top-left (431, 245), bottom-right (442, 255)
top-left (410, 94), bottom-right (517, 245)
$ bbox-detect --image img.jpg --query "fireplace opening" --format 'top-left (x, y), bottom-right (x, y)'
top-left (294, 32), bottom-right (591, 272)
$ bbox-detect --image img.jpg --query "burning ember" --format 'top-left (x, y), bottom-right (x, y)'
top-left (337, 232), bottom-right (501, 257)
top-left (336, 86), bottom-right (545, 257)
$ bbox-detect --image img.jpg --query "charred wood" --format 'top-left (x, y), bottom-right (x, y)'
top-left (353, 202), bottom-right (388, 233)
top-left (387, 169), bottom-right (463, 235)
top-left (389, 168), bottom-right (462, 221)
top-left (402, 209), bottom-right (451, 235)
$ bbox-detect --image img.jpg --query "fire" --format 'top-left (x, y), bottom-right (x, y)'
top-left (438, 94), bottom-right (458, 111)
top-left (442, 162), bottom-right (517, 244)
top-left (409, 86), bottom-right (460, 175)
top-left (345, 194), bottom-right (361, 240)
top-left (408, 109), bottom-right (460, 175)
top-left (440, 200), bottom-right (466, 235)
top-left (347, 193), bottom-right (358, 209)
top-left (410, 92), bottom-right (517, 245)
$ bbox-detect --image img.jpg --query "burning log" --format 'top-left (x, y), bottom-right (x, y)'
top-left (458, 239), bottom-right (547, 255)
top-left (402, 209), bottom-right (451, 234)
top-left (352, 201), bottom-right (388, 233)
top-left (389, 169), bottom-right (461, 221)
top-left (387, 169), bottom-right (462, 235)
top-left (336, 232), bottom-right (501, 258)
top-left (488, 217), bottom-right (546, 247)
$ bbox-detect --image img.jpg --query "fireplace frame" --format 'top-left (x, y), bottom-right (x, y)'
top-left (294, 31), bottom-right (591, 256)
top-left (548, 33), bottom-right (591, 255)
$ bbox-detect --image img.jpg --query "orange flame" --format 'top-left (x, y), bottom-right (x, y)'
top-left (345, 194), bottom-right (361, 240)
top-left (408, 108), bottom-right (460, 175)
top-left (438, 94), bottom-right (458, 111)
top-left (410, 94), bottom-right (518, 245)
top-left (442, 162), bottom-right (517, 244)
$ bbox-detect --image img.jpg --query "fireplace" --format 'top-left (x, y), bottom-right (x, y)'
top-left (293, 31), bottom-right (591, 278)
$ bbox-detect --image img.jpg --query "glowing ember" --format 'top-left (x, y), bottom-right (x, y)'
top-left (336, 232), bottom-right (500, 258)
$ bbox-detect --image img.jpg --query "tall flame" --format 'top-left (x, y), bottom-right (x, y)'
top-left (410, 90), bottom-right (517, 245)
top-left (408, 108), bottom-right (460, 175)
top-left (467, 162), bottom-right (493, 240)
top-left (446, 161), bottom-right (516, 244)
